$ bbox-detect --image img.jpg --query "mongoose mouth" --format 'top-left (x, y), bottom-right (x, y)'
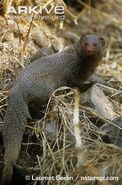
top-left (83, 44), bottom-right (97, 56)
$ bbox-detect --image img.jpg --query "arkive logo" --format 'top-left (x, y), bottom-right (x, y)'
top-left (6, 5), bottom-right (65, 15)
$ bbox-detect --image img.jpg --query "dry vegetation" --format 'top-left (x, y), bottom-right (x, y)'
top-left (0, 0), bottom-right (122, 185)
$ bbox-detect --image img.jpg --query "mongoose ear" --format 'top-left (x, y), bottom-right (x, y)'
top-left (99, 37), bottom-right (105, 46)
top-left (81, 35), bottom-right (86, 38)
top-left (80, 35), bottom-right (86, 40)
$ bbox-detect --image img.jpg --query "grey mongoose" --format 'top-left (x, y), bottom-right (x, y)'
top-left (1, 34), bottom-right (105, 185)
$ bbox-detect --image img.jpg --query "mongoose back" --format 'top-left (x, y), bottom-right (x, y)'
top-left (1, 35), bottom-right (105, 185)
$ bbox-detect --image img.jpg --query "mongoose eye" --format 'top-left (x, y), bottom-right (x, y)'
top-left (93, 43), bottom-right (97, 47)
top-left (85, 42), bottom-right (88, 46)
top-left (99, 37), bottom-right (105, 46)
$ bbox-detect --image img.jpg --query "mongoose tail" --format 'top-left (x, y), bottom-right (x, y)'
top-left (1, 88), bottom-right (31, 185)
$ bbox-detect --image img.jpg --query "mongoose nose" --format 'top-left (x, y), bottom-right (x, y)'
top-left (85, 45), bottom-right (95, 55)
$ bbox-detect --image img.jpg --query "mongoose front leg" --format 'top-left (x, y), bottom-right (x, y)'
top-left (67, 78), bottom-right (95, 93)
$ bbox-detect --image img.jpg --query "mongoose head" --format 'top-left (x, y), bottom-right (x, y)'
top-left (79, 34), bottom-right (105, 59)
